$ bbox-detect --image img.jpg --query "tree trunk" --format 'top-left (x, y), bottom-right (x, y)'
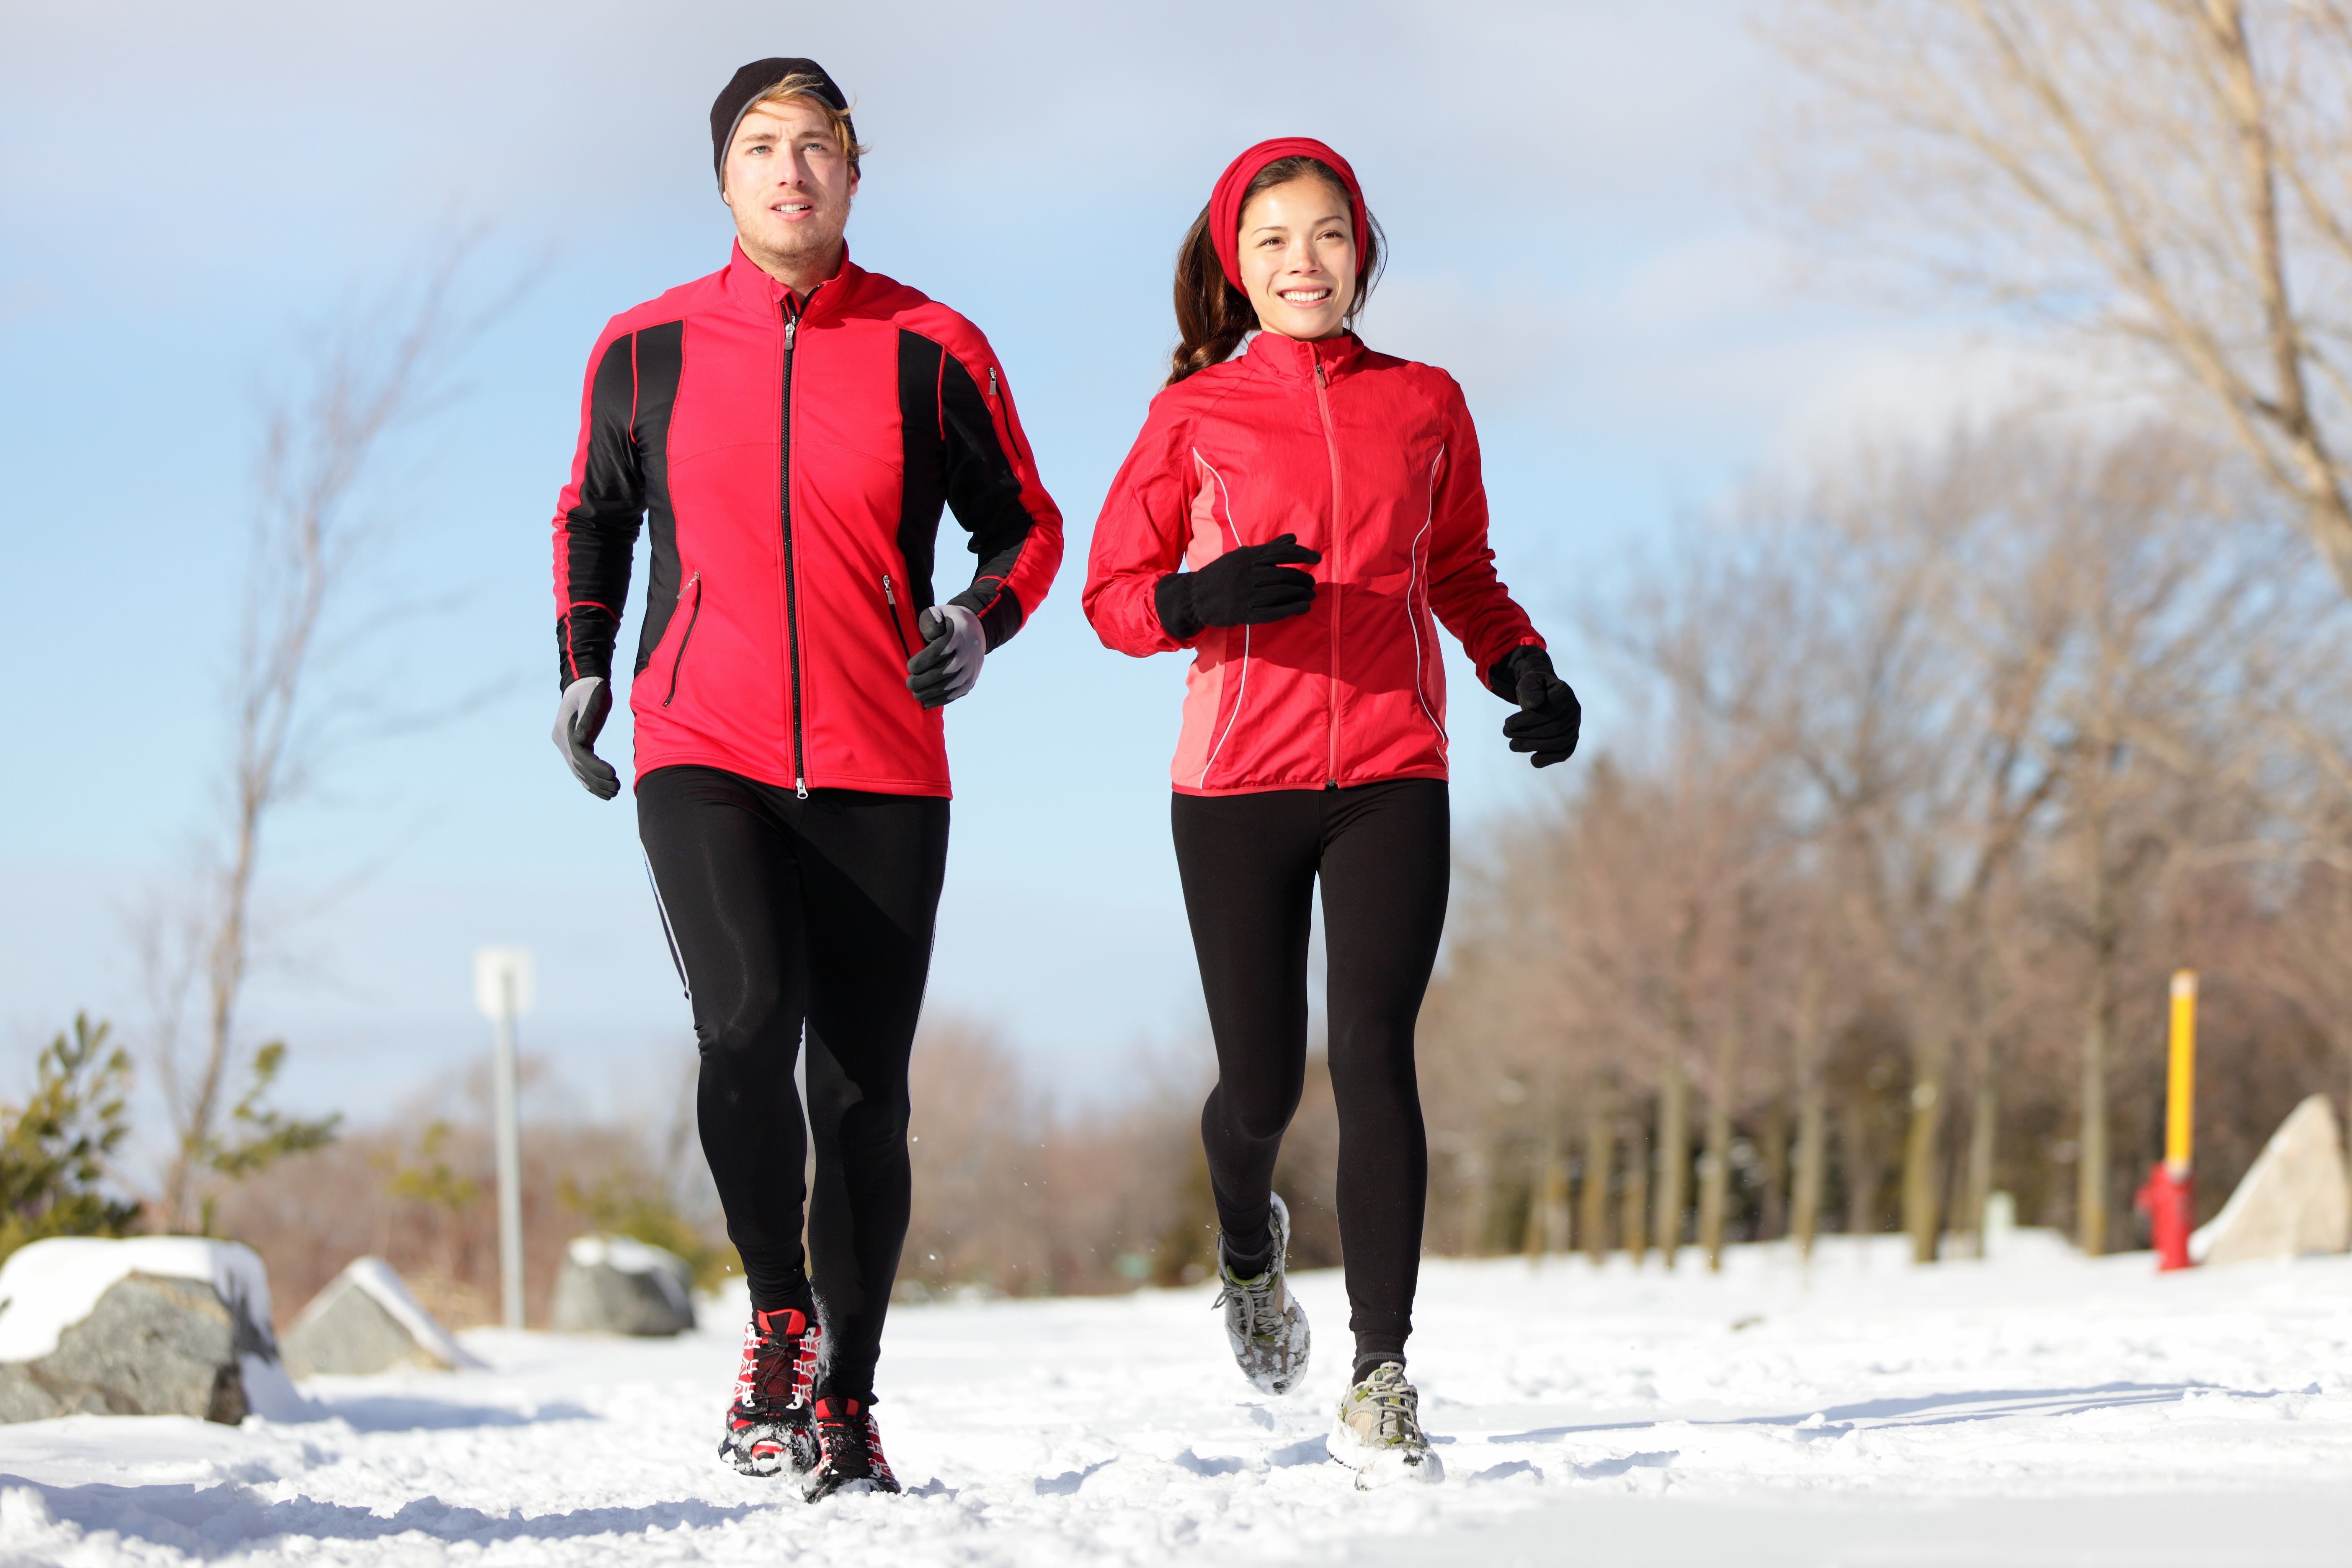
top-left (1841, 1098), bottom-right (1880, 1237)
top-left (1523, 1130), bottom-right (1568, 1261)
top-left (1794, 1083), bottom-right (1826, 1259)
top-left (2078, 817), bottom-right (2119, 1257)
top-left (1901, 1039), bottom-right (1947, 1264)
top-left (1963, 1040), bottom-right (1999, 1259)
top-left (1581, 1087), bottom-right (1614, 1265)
top-left (1698, 1033), bottom-right (1737, 1271)
top-left (1792, 963), bottom-right (1826, 1260)
top-left (2078, 965), bottom-right (2113, 1256)
top-left (1760, 1094), bottom-right (1790, 1242)
top-left (1620, 1113), bottom-right (1651, 1264)
top-left (1655, 1055), bottom-right (1689, 1268)
top-left (2191, 0), bottom-right (2352, 606)
top-left (1540, 1149), bottom-right (1571, 1257)
top-left (164, 820), bottom-right (261, 1233)
top-left (1459, 1145), bottom-right (1491, 1257)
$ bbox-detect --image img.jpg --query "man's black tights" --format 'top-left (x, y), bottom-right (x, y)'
top-left (638, 764), bottom-right (946, 1403)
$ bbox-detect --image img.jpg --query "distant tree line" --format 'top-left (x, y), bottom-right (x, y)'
top-left (1420, 415), bottom-right (2352, 1266)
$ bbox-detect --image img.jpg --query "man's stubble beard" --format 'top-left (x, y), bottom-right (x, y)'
top-left (741, 203), bottom-right (850, 284)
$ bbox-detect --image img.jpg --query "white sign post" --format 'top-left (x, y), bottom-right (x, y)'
top-left (473, 946), bottom-right (535, 1330)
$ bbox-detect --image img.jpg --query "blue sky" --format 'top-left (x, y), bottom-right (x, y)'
top-left (0, 1), bottom-right (2006, 1150)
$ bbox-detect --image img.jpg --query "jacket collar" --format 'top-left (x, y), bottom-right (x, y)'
top-left (722, 240), bottom-right (861, 319)
top-left (1245, 329), bottom-right (1365, 384)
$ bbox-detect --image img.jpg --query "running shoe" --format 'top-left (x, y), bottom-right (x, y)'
top-left (801, 1395), bottom-right (902, 1501)
top-left (1329, 1362), bottom-right (1443, 1488)
top-left (719, 1306), bottom-right (819, 1476)
top-left (1213, 1191), bottom-right (1310, 1395)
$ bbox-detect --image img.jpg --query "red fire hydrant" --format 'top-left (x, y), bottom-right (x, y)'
top-left (2137, 1161), bottom-right (2194, 1272)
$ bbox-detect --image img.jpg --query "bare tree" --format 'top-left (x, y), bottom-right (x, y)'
top-left (1774, 0), bottom-right (2352, 598)
top-left (147, 237), bottom-right (505, 1233)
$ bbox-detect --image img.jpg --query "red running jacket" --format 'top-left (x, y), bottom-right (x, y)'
top-left (551, 244), bottom-right (1063, 797)
top-left (1083, 331), bottom-right (1541, 795)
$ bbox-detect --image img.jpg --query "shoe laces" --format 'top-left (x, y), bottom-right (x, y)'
top-left (1351, 1366), bottom-right (1421, 1443)
top-left (1212, 1262), bottom-right (1284, 1339)
top-left (737, 1308), bottom-right (808, 1413)
top-left (813, 1398), bottom-right (874, 1461)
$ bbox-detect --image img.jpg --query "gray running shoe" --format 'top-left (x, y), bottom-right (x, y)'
top-left (1329, 1362), bottom-right (1442, 1488)
top-left (1213, 1191), bottom-right (1310, 1395)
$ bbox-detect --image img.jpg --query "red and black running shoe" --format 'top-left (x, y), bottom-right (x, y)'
top-left (800, 1395), bottom-right (901, 1501)
top-left (718, 1306), bottom-right (819, 1476)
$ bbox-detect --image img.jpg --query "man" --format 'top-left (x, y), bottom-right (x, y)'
top-left (546, 57), bottom-right (1062, 1501)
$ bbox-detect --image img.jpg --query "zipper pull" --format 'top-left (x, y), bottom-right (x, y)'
top-left (1316, 362), bottom-right (1327, 386)
top-left (796, 778), bottom-right (809, 799)
top-left (989, 366), bottom-right (999, 400)
top-left (786, 317), bottom-right (797, 348)
top-left (882, 574), bottom-right (897, 606)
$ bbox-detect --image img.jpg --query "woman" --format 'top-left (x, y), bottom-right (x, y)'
top-left (1082, 138), bottom-right (1581, 1488)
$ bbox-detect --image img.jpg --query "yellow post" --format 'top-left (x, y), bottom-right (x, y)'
top-left (2166, 970), bottom-right (2197, 1177)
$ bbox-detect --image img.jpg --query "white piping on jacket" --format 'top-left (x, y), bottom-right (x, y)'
top-left (1192, 449), bottom-right (1253, 790)
top-left (1408, 447), bottom-right (1448, 750)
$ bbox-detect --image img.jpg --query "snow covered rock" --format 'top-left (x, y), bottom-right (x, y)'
top-left (283, 1257), bottom-right (483, 1377)
top-left (552, 1235), bottom-right (695, 1336)
top-left (2191, 1094), bottom-right (2352, 1266)
top-left (0, 1237), bottom-right (300, 1424)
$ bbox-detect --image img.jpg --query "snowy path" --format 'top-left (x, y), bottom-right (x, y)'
top-left (1, 1235), bottom-right (2348, 1565)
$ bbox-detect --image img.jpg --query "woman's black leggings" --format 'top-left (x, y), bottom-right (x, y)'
top-left (637, 764), bottom-right (947, 1403)
top-left (1171, 779), bottom-right (1448, 1372)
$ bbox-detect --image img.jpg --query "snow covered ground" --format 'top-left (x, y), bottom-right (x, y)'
top-left (1, 1233), bottom-right (2348, 1565)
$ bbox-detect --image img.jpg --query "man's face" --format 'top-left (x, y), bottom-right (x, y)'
top-left (722, 97), bottom-right (857, 279)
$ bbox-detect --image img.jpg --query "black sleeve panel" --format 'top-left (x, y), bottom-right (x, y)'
top-left (555, 322), bottom-right (685, 689)
top-left (936, 351), bottom-right (1039, 650)
top-left (625, 321), bottom-right (686, 676)
top-left (557, 333), bottom-right (643, 686)
top-left (895, 330), bottom-right (948, 624)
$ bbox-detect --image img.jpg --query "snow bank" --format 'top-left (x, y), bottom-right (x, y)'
top-left (0, 1238), bottom-right (273, 1363)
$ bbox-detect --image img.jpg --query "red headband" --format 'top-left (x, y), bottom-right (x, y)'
top-left (1208, 137), bottom-right (1370, 293)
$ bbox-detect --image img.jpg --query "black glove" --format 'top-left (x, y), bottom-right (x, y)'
top-left (906, 603), bottom-right (984, 709)
top-left (1491, 645), bottom-right (1581, 769)
top-left (1154, 533), bottom-right (1321, 640)
top-left (552, 676), bottom-right (619, 799)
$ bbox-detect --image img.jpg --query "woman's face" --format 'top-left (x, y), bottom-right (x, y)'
top-left (1237, 176), bottom-right (1357, 342)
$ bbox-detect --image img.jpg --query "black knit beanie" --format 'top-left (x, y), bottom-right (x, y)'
top-left (710, 58), bottom-right (856, 190)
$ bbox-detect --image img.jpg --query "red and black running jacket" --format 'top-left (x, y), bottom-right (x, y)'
top-left (1083, 330), bottom-right (1540, 795)
top-left (552, 243), bottom-right (1063, 797)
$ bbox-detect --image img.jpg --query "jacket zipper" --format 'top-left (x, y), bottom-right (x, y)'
top-left (661, 572), bottom-right (702, 707)
top-left (986, 365), bottom-right (1028, 467)
top-left (882, 573), bottom-right (912, 657)
top-left (1313, 358), bottom-right (1344, 789)
top-left (781, 304), bottom-right (809, 798)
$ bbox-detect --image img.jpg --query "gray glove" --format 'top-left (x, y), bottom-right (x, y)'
top-left (906, 604), bottom-right (984, 709)
top-left (552, 676), bottom-right (619, 799)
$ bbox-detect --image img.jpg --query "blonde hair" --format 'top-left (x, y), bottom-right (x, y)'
top-left (747, 73), bottom-right (869, 176)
